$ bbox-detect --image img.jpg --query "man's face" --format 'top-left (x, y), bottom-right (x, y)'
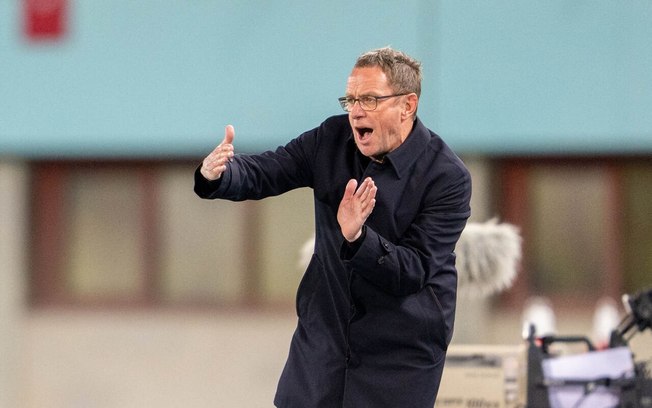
top-left (345, 66), bottom-right (409, 161)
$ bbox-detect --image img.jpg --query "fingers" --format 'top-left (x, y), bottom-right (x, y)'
top-left (343, 179), bottom-right (358, 201)
top-left (337, 177), bottom-right (377, 242)
top-left (347, 177), bottom-right (377, 221)
top-left (344, 177), bottom-right (376, 203)
top-left (200, 125), bottom-right (236, 181)
top-left (355, 177), bottom-right (377, 212)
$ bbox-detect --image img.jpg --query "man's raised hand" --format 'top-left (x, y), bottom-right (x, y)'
top-left (200, 125), bottom-right (235, 181)
top-left (337, 177), bottom-right (377, 242)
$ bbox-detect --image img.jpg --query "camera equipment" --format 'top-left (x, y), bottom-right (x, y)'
top-left (609, 288), bottom-right (652, 348)
top-left (526, 288), bottom-right (652, 407)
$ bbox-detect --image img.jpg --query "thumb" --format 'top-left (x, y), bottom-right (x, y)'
top-left (222, 124), bottom-right (235, 145)
top-left (343, 179), bottom-right (358, 200)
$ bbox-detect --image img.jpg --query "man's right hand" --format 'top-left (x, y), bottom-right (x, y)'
top-left (200, 125), bottom-right (236, 181)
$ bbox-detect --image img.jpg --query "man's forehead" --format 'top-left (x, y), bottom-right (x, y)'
top-left (345, 67), bottom-right (390, 94)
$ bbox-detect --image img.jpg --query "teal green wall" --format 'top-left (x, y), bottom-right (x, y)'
top-left (434, 2), bottom-right (652, 154)
top-left (1, 1), bottom-right (651, 157)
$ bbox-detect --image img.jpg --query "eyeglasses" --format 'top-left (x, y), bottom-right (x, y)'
top-left (337, 94), bottom-right (407, 112)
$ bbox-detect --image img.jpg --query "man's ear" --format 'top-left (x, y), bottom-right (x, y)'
top-left (402, 93), bottom-right (418, 120)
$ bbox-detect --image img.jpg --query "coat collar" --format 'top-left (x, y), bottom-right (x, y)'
top-left (383, 117), bottom-right (430, 180)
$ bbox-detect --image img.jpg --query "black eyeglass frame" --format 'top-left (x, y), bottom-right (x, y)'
top-left (337, 93), bottom-right (408, 112)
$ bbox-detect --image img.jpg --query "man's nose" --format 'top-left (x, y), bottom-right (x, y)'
top-left (349, 100), bottom-right (366, 118)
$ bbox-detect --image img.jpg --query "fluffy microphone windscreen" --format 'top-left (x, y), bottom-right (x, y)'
top-left (456, 219), bottom-right (522, 297)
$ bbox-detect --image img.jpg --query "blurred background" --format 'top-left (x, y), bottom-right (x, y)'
top-left (1, 1), bottom-right (651, 407)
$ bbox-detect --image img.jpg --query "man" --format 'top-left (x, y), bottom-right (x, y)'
top-left (195, 47), bottom-right (471, 407)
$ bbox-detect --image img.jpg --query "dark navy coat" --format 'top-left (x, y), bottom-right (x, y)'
top-left (194, 115), bottom-right (472, 408)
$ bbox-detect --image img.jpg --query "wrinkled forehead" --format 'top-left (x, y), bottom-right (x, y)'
top-left (345, 67), bottom-right (392, 96)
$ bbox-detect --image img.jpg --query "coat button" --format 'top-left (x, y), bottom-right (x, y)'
top-left (377, 256), bottom-right (385, 265)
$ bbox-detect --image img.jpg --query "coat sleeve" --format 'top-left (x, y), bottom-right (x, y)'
top-left (194, 129), bottom-right (318, 201)
top-left (341, 165), bottom-right (472, 297)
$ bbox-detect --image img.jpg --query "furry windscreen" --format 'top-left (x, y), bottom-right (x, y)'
top-left (456, 219), bottom-right (522, 297)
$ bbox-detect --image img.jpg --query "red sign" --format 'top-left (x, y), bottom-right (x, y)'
top-left (24, 0), bottom-right (68, 40)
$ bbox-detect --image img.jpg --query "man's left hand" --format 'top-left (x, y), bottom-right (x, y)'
top-left (337, 177), bottom-right (377, 242)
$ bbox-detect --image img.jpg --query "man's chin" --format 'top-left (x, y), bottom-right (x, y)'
top-left (354, 141), bottom-right (375, 157)
top-left (358, 148), bottom-right (376, 159)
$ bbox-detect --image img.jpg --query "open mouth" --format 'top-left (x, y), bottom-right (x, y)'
top-left (356, 127), bottom-right (374, 140)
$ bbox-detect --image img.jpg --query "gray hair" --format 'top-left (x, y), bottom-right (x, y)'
top-left (354, 47), bottom-right (422, 98)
